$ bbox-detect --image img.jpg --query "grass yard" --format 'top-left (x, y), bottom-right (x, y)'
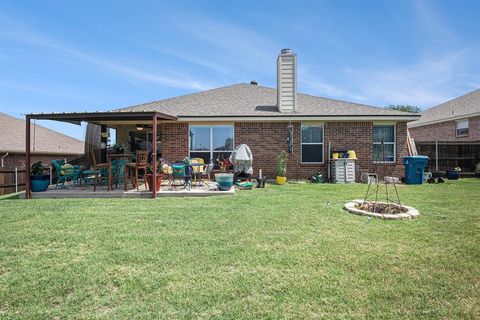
top-left (1, 179), bottom-right (479, 319)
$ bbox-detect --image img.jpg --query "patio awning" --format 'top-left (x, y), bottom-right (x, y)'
top-left (27, 111), bottom-right (177, 125)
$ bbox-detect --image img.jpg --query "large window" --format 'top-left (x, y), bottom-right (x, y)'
top-left (373, 125), bottom-right (395, 162)
top-left (189, 125), bottom-right (234, 164)
top-left (456, 119), bottom-right (469, 137)
top-left (301, 124), bottom-right (323, 163)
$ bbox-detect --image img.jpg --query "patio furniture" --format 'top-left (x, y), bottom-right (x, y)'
top-left (91, 151), bottom-right (112, 191)
top-left (194, 162), bottom-right (213, 186)
top-left (107, 154), bottom-right (131, 190)
top-left (51, 160), bottom-right (81, 189)
top-left (126, 150), bottom-right (148, 191)
top-left (170, 164), bottom-right (189, 190)
top-left (191, 158), bottom-right (205, 186)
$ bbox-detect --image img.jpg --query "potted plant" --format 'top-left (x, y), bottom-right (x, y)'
top-left (112, 142), bottom-right (131, 154)
top-left (30, 161), bottom-right (50, 192)
top-left (145, 161), bottom-right (164, 192)
top-left (446, 167), bottom-right (461, 180)
top-left (276, 150), bottom-right (288, 185)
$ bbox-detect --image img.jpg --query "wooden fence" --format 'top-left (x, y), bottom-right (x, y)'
top-left (0, 167), bottom-right (26, 195)
top-left (416, 141), bottom-right (480, 173)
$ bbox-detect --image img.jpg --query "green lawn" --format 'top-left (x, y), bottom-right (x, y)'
top-left (1, 180), bottom-right (479, 319)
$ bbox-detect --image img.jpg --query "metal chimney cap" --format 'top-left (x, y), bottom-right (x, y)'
top-left (250, 80), bottom-right (258, 85)
top-left (281, 48), bottom-right (292, 54)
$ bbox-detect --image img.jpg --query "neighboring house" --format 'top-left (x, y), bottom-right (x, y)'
top-left (27, 49), bottom-right (419, 180)
top-left (408, 89), bottom-right (480, 142)
top-left (0, 112), bottom-right (84, 168)
top-left (408, 89), bottom-right (480, 173)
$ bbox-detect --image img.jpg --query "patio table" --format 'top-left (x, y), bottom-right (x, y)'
top-left (107, 153), bottom-right (132, 190)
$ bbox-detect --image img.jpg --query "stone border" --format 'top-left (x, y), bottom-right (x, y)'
top-left (344, 199), bottom-right (419, 220)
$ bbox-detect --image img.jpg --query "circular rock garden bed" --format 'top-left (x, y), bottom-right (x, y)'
top-left (344, 199), bottom-right (419, 220)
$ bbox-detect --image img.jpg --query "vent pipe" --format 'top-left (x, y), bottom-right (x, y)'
top-left (277, 48), bottom-right (297, 112)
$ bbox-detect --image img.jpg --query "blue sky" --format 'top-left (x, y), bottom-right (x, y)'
top-left (1, 0), bottom-right (479, 140)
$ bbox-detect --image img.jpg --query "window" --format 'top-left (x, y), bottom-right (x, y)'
top-left (301, 124), bottom-right (323, 163)
top-left (373, 125), bottom-right (395, 162)
top-left (189, 125), bottom-right (234, 164)
top-left (456, 119), bottom-right (469, 136)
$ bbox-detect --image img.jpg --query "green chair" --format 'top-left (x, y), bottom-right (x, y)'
top-left (170, 164), bottom-right (188, 190)
top-left (51, 160), bottom-right (81, 189)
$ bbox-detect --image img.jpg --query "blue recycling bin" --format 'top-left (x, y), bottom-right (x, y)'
top-left (403, 156), bottom-right (429, 185)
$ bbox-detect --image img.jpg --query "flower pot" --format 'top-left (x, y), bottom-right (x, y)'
top-left (276, 176), bottom-right (287, 185)
top-left (214, 173), bottom-right (234, 191)
top-left (146, 173), bottom-right (163, 192)
top-left (30, 175), bottom-right (50, 192)
top-left (446, 170), bottom-right (460, 180)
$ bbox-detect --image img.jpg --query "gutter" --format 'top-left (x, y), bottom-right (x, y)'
top-left (178, 114), bottom-right (421, 122)
top-left (408, 111), bottom-right (480, 128)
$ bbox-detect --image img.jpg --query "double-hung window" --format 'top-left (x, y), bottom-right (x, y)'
top-left (189, 125), bottom-right (234, 164)
top-left (455, 119), bottom-right (469, 137)
top-left (301, 124), bottom-right (323, 163)
top-left (373, 125), bottom-right (395, 162)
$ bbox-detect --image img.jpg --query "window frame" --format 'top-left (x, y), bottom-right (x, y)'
top-left (300, 123), bottom-right (324, 164)
top-left (373, 124), bottom-right (396, 164)
top-left (188, 124), bottom-right (235, 162)
top-left (455, 119), bottom-right (469, 137)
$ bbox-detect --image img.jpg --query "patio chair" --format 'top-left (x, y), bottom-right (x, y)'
top-left (126, 150), bottom-right (148, 191)
top-left (91, 151), bottom-right (112, 191)
top-left (111, 159), bottom-right (127, 190)
top-left (191, 158), bottom-right (204, 186)
top-left (170, 164), bottom-right (190, 190)
top-left (51, 160), bottom-right (81, 189)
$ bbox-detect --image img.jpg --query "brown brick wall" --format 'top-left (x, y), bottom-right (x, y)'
top-left (161, 122), bottom-right (189, 162)
top-left (158, 121), bottom-right (408, 180)
top-left (409, 116), bottom-right (480, 142)
top-left (232, 121), bottom-right (408, 179)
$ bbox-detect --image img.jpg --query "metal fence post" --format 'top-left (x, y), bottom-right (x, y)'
top-left (49, 165), bottom-right (53, 185)
top-left (435, 141), bottom-right (439, 171)
top-left (14, 167), bottom-right (18, 193)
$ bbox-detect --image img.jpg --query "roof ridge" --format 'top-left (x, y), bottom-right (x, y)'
top-left (116, 83), bottom-right (249, 111)
top-left (421, 88), bottom-right (480, 114)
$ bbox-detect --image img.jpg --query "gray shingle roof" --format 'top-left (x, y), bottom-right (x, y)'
top-left (409, 89), bottom-right (480, 127)
top-left (0, 113), bottom-right (84, 155)
top-left (117, 83), bottom-right (416, 118)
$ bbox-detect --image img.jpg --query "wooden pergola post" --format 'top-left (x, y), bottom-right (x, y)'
top-left (152, 114), bottom-right (157, 199)
top-left (25, 115), bottom-right (31, 199)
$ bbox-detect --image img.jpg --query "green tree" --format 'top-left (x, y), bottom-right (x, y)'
top-left (386, 104), bottom-right (421, 113)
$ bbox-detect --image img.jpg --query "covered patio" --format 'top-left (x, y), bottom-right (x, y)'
top-left (25, 111), bottom-right (234, 199)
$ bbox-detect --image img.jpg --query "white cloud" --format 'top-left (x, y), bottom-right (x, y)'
top-left (343, 50), bottom-right (479, 108)
top-left (0, 13), bottom-right (212, 91)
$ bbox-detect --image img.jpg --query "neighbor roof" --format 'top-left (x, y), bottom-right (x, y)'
top-left (0, 113), bottom-right (84, 155)
top-left (409, 89), bottom-right (480, 128)
top-left (116, 83), bottom-right (419, 120)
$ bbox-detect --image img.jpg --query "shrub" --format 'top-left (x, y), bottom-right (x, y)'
top-left (276, 150), bottom-right (288, 177)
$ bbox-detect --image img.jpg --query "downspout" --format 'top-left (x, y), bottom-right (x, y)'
top-left (1, 152), bottom-right (8, 167)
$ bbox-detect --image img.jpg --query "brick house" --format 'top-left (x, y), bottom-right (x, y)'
top-left (0, 112), bottom-right (84, 168)
top-left (408, 89), bottom-right (480, 172)
top-left (27, 49), bottom-right (419, 180)
top-left (408, 89), bottom-right (480, 142)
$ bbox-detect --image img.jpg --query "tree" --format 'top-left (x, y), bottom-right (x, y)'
top-left (386, 104), bottom-right (421, 113)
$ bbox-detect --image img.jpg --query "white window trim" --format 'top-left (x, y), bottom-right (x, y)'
top-left (301, 123), bottom-right (324, 164)
top-left (455, 119), bottom-right (469, 137)
top-left (188, 124), bottom-right (235, 162)
top-left (373, 124), bottom-right (396, 164)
